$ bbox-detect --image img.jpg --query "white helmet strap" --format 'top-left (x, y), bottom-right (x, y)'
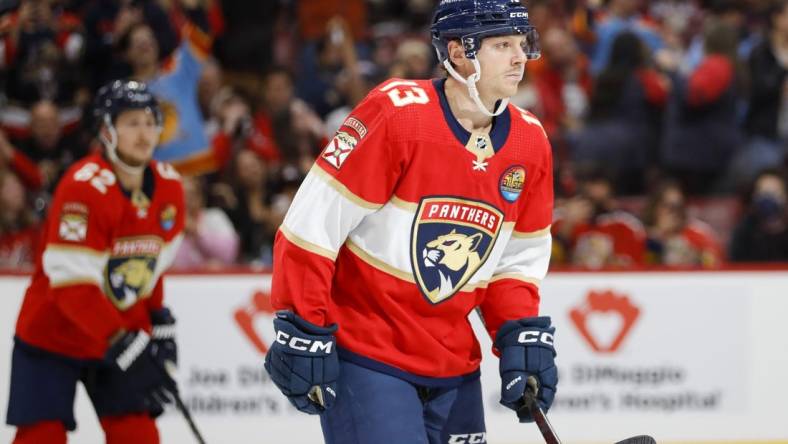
top-left (442, 57), bottom-right (509, 117)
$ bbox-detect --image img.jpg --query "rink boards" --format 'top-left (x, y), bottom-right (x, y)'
top-left (1, 270), bottom-right (787, 444)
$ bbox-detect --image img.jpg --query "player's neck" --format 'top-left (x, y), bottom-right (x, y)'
top-left (444, 77), bottom-right (494, 132)
top-left (112, 163), bottom-right (145, 191)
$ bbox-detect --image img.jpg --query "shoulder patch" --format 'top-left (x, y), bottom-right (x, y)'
top-left (59, 212), bottom-right (88, 242)
top-left (321, 131), bottom-right (358, 170)
top-left (341, 117), bottom-right (367, 139)
top-left (500, 165), bottom-right (527, 202)
top-left (58, 201), bottom-right (90, 242)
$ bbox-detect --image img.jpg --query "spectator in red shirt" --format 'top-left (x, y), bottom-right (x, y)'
top-left (0, 128), bottom-right (43, 191)
top-left (661, 20), bottom-right (744, 195)
top-left (552, 170), bottom-right (646, 268)
top-left (643, 179), bottom-right (724, 268)
top-left (0, 0), bottom-right (85, 105)
top-left (0, 168), bottom-right (40, 269)
top-left (10, 100), bottom-right (85, 192)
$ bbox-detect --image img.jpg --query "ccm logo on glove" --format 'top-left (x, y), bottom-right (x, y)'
top-left (517, 330), bottom-right (554, 346)
top-left (275, 331), bottom-right (334, 354)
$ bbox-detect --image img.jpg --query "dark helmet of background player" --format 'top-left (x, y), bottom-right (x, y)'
top-left (93, 79), bottom-right (163, 173)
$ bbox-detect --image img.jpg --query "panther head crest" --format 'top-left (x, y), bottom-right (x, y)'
top-left (422, 229), bottom-right (483, 299)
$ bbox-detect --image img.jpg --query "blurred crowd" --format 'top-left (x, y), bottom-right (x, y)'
top-left (0, 0), bottom-right (787, 271)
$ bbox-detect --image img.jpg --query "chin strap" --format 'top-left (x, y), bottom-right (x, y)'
top-left (442, 58), bottom-right (509, 117)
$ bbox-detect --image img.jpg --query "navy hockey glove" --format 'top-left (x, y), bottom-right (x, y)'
top-left (264, 311), bottom-right (339, 414)
top-left (150, 307), bottom-right (177, 371)
top-left (105, 330), bottom-right (176, 409)
top-left (495, 316), bottom-right (558, 423)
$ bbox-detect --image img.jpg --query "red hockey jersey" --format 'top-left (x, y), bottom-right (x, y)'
top-left (15, 154), bottom-right (185, 360)
top-left (272, 78), bottom-right (554, 381)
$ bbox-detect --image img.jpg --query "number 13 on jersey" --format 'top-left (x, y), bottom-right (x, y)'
top-left (381, 80), bottom-right (430, 107)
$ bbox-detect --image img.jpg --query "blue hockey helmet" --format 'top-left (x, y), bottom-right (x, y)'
top-left (94, 79), bottom-right (163, 173)
top-left (94, 79), bottom-right (162, 128)
top-left (430, 0), bottom-right (541, 63)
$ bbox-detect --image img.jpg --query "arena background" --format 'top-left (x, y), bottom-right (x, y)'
top-left (2, 0), bottom-right (788, 442)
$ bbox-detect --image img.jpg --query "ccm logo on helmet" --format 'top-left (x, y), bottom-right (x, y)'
top-left (509, 11), bottom-right (528, 18)
top-left (517, 330), bottom-right (554, 346)
top-left (275, 331), bottom-right (334, 354)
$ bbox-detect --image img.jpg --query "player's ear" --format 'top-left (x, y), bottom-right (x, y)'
top-left (447, 40), bottom-right (468, 70)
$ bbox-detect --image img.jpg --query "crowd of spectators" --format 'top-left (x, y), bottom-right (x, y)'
top-left (0, 0), bottom-right (787, 271)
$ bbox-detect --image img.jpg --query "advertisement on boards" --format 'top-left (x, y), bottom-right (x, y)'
top-left (1, 272), bottom-right (787, 444)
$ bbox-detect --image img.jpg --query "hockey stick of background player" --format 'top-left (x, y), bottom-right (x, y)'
top-left (169, 383), bottom-right (207, 444)
top-left (157, 361), bottom-right (208, 444)
top-left (522, 376), bottom-right (657, 444)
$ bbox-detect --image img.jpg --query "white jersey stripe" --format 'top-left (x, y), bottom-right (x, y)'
top-left (43, 245), bottom-right (109, 288)
top-left (283, 168), bottom-right (378, 257)
top-left (347, 200), bottom-right (519, 287)
top-left (347, 200), bottom-right (413, 275)
top-left (492, 232), bottom-right (551, 284)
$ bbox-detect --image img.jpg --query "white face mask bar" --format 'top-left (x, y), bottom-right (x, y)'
top-left (442, 56), bottom-right (509, 117)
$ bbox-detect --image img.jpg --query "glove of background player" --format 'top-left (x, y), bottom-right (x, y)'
top-left (495, 316), bottom-right (558, 423)
top-left (105, 330), bottom-right (176, 409)
top-left (150, 307), bottom-right (178, 372)
top-left (264, 311), bottom-right (339, 414)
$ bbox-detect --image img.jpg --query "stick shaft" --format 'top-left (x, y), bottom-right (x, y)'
top-left (171, 388), bottom-right (207, 444)
top-left (527, 396), bottom-right (562, 444)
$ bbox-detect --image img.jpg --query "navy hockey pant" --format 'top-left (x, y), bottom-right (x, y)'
top-left (320, 360), bottom-right (486, 444)
top-left (6, 338), bottom-right (160, 443)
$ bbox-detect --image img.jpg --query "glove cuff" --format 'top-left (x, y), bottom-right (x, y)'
top-left (150, 307), bottom-right (175, 325)
top-left (276, 311), bottom-right (338, 335)
top-left (107, 331), bottom-right (151, 371)
top-left (152, 324), bottom-right (176, 340)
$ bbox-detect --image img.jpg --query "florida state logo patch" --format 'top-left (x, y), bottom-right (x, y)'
top-left (321, 131), bottom-right (357, 169)
top-left (411, 197), bottom-right (503, 304)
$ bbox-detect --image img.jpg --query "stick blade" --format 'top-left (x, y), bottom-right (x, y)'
top-left (615, 436), bottom-right (656, 444)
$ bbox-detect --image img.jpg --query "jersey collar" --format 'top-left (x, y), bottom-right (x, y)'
top-left (432, 78), bottom-right (511, 153)
top-left (102, 153), bottom-right (156, 201)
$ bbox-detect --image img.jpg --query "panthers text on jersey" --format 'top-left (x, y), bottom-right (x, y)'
top-left (15, 153), bottom-right (185, 360)
top-left (272, 78), bottom-right (554, 383)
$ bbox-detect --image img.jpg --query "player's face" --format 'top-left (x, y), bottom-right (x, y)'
top-left (114, 109), bottom-right (160, 167)
top-left (476, 35), bottom-right (528, 99)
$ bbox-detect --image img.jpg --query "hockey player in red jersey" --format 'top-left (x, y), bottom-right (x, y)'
top-left (5, 80), bottom-right (185, 444)
top-left (264, 1), bottom-right (558, 442)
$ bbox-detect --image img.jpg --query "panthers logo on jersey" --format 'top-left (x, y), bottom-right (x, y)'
top-left (105, 237), bottom-right (161, 310)
top-left (411, 197), bottom-right (503, 304)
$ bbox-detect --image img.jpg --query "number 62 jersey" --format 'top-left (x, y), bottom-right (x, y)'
top-left (15, 153), bottom-right (185, 360)
top-left (272, 78), bottom-right (554, 384)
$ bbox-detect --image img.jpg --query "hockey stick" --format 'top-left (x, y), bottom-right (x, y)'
top-left (522, 376), bottom-right (656, 444)
top-left (156, 361), bottom-right (208, 444)
top-left (521, 376), bottom-right (561, 444)
top-left (169, 385), bottom-right (207, 444)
